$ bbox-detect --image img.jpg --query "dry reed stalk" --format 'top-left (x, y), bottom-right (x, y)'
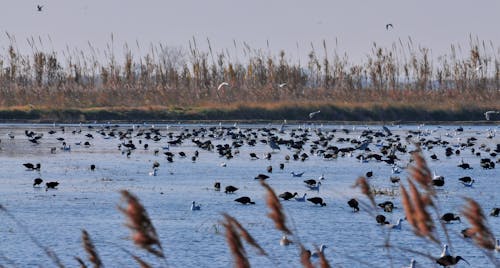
top-left (222, 214), bottom-right (267, 256)
top-left (408, 147), bottom-right (434, 195)
top-left (81, 230), bottom-right (102, 268)
top-left (316, 248), bottom-right (331, 268)
top-left (222, 220), bottom-right (250, 268)
top-left (132, 255), bottom-right (152, 268)
top-left (299, 245), bottom-right (314, 268)
top-left (353, 177), bottom-right (376, 208)
top-left (118, 190), bottom-right (164, 258)
top-left (74, 257), bottom-right (88, 268)
top-left (260, 180), bottom-right (292, 235)
top-left (462, 198), bottom-right (496, 250)
top-left (408, 180), bottom-right (436, 241)
top-left (400, 185), bottom-right (417, 232)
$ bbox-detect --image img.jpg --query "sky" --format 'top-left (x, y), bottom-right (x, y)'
top-left (1, 0), bottom-right (500, 64)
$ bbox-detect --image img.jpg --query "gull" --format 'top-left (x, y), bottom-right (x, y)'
top-left (278, 83), bottom-right (287, 88)
top-left (280, 235), bottom-right (293, 246)
top-left (440, 244), bottom-right (451, 257)
top-left (309, 110), bottom-right (321, 119)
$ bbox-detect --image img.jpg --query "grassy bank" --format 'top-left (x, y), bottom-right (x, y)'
top-left (0, 103), bottom-right (496, 123)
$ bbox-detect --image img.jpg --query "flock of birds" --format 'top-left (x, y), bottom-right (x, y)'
top-left (1, 120), bottom-right (499, 267)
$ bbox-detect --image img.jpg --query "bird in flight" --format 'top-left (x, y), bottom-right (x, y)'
top-left (386, 23), bottom-right (393, 30)
top-left (309, 110), bottom-right (321, 119)
top-left (37, 5), bottom-right (44, 12)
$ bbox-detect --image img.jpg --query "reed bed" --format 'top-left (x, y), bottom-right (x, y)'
top-left (0, 34), bottom-right (499, 117)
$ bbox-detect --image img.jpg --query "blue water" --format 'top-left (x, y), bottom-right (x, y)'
top-left (0, 123), bottom-right (499, 267)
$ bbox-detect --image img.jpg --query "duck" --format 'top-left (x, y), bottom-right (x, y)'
top-left (307, 197), bottom-right (326, 206)
top-left (224, 185), bottom-right (238, 194)
top-left (294, 193), bottom-right (307, 202)
top-left (347, 198), bottom-right (360, 212)
top-left (33, 178), bottom-right (43, 187)
top-left (191, 201), bottom-right (201, 211)
top-left (376, 214), bottom-right (389, 225)
top-left (45, 181), bottom-right (59, 190)
top-left (441, 213), bottom-right (461, 223)
top-left (490, 207), bottom-right (500, 217)
top-left (303, 179), bottom-right (317, 186)
top-left (214, 182), bottom-right (221, 191)
top-left (254, 174), bottom-right (270, 180)
top-left (234, 196), bottom-right (255, 205)
top-left (23, 163), bottom-right (41, 171)
top-left (280, 235), bottom-right (293, 246)
top-left (279, 192), bottom-right (298, 201)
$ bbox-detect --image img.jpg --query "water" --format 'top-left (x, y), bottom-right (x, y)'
top-left (0, 123), bottom-right (499, 267)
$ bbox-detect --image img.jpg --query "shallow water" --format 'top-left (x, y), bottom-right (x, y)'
top-left (0, 123), bottom-right (499, 267)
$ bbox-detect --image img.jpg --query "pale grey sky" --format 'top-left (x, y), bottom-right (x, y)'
top-left (1, 0), bottom-right (500, 63)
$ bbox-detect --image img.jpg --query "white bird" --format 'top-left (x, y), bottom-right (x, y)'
top-left (403, 259), bottom-right (416, 268)
top-left (220, 162), bottom-right (227, 167)
top-left (318, 173), bottom-right (325, 180)
top-left (440, 244), bottom-right (451, 257)
top-left (391, 165), bottom-right (401, 174)
top-left (278, 83), bottom-right (287, 88)
top-left (484, 111), bottom-right (500, 120)
top-left (149, 168), bottom-right (158, 176)
top-left (387, 218), bottom-right (403, 230)
top-left (280, 235), bottom-right (293, 246)
top-left (295, 193), bottom-right (307, 202)
top-left (307, 182), bottom-right (321, 192)
top-left (291, 171), bottom-right (305, 177)
top-left (311, 244), bottom-right (327, 258)
top-left (309, 110), bottom-right (321, 119)
top-left (217, 82), bottom-right (229, 91)
top-left (191, 201), bottom-right (201, 211)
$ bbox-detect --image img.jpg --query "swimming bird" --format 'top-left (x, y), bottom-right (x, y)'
top-left (385, 23), bottom-right (393, 30)
top-left (441, 213), bottom-right (461, 223)
top-left (376, 214), bottom-right (389, 225)
top-left (311, 244), bottom-right (327, 258)
top-left (23, 163), bottom-right (41, 171)
top-left (280, 235), bottom-right (293, 246)
top-left (279, 192), bottom-right (297, 201)
top-left (254, 174), bottom-right (270, 180)
top-left (45, 181), bottom-right (59, 190)
top-left (378, 201), bottom-right (395, 212)
top-left (457, 159), bottom-right (472, 169)
top-left (279, 163), bottom-right (285, 170)
top-left (496, 239), bottom-right (500, 251)
top-left (291, 171), bottom-right (305, 177)
top-left (387, 218), bottom-right (403, 230)
top-left (33, 178), bottom-right (43, 187)
top-left (490, 207), bottom-right (500, 217)
top-left (224, 185), bottom-right (238, 194)
top-left (436, 255), bottom-right (469, 267)
top-left (347, 198), bottom-right (360, 212)
top-left (214, 182), bottom-right (221, 191)
top-left (318, 173), bottom-right (325, 180)
top-left (307, 197), bottom-right (326, 206)
top-left (440, 244), bottom-right (451, 257)
top-left (432, 172), bottom-right (445, 187)
top-left (307, 182), bottom-right (321, 192)
top-left (37, 5), bottom-right (43, 11)
top-left (294, 193), bottom-right (307, 202)
top-left (303, 179), bottom-right (317, 186)
top-left (269, 139), bottom-right (281, 150)
top-left (234, 196), bottom-right (255, 205)
top-left (191, 201), bottom-right (201, 211)
top-left (149, 168), bottom-right (158, 176)
top-left (403, 259), bottom-right (416, 268)
top-left (308, 110), bottom-right (321, 119)
top-left (366, 171), bottom-right (373, 178)
top-left (249, 153), bottom-right (259, 159)
top-left (278, 83), bottom-right (287, 88)
top-left (458, 176), bottom-right (473, 183)
top-left (90, 164), bottom-right (96, 171)
top-left (390, 176), bottom-right (401, 185)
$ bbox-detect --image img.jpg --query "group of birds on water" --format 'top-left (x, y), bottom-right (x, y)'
top-left (2, 120), bottom-right (500, 266)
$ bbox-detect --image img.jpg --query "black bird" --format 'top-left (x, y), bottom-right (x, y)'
top-left (461, 228), bottom-right (472, 238)
top-left (249, 153), bottom-right (259, 160)
top-left (279, 192), bottom-right (297, 201)
top-left (378, 201), bottom-right (394, 211)
top-left (254, 174), bottom-right (270, 180)
top-left (436, 255), bottom-right (469, 267)
top-left (366, 171), bottom-right (373, 178)
top-left (307, 197), bottom-right (326, 206)
top-left (90, 164), bottom-right (96, 171)
top-left (23, 163), bottom-right (41, 170)
top-left (45, 181), bottom-right (59, 190)
top-left (490, 207), bottom-right (500, 217)
top-left (224, 185), bottom-right (238, 194)
top-left (347, 198), bottom-right (359, 212)
top-left (458, 160), bottom-right (472, 169)
top-left (214, 182), bottom-right (221, 191)
top-left (376, 214), bottom-right (389, 225)
top-left (279, 163), bottom-right (285, 170)
top-left (234, 196), bottom-right (255, 205)
top-left (390, 176), bottom-right (400, 184)
top-left (458, 176), bottom-right (473, 183)
top-left (33, 178), bottom-right (43, 187)
top-left (430, 154), bottom-right (438, 160)
top-left (303, 179), bottom-right (317, 186)
top-left (266, 165), bottom-right (272, 173)
top-left (385, 23), bottom-right (393, 30)
top-left (37, 5), bottom-right (43, 12)
top-left (441, 213), bottom-right (461, 223)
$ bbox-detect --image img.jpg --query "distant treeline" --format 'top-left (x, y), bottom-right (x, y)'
top-left (0, 34), bottom-right (498, 121)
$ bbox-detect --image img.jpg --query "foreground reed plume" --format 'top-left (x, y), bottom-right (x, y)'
top-left (260, 180), bottom-right (292, 235)
top-left (222, 214), bottom-right (267, 256)
top-left (118, 190), bottom-right (165, 258)
top-left (408, 147), bottom-right (435, 196)
top-left (299, 245), bottom-right (314, 268)
top-left (221, 216), bottom-right (250, 268)
top-left (81, 230), bottom-right (102, 268)
top-left (353, 177), bottom-right (376, 208)
top-left (462, 198), bottom-right (497, 250)
top-left (400, 180), bottom-right (437, 241)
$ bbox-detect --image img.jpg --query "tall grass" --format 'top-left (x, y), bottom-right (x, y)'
top-left (0, 34), bottom-right (499, 112)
